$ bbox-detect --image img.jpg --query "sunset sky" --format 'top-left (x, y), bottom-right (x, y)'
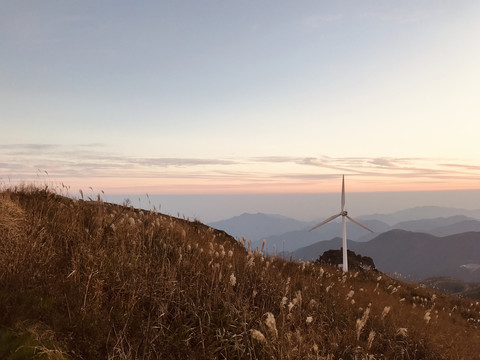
top-left (2, 1), bottom-right (480, 220)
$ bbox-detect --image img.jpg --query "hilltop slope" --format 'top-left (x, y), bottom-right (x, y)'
top-left (1, 186), bottom-right (480, 359)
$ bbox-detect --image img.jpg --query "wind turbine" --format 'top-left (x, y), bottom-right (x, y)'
top-left (309, 175), bottom-right (373, 272)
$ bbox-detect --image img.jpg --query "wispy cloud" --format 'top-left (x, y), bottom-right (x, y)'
top-left (0, 143), bottom-right (59, 152)
top-left (440, 163), bottom-right (480, 171)
top-left (248, 155), bottom-right (480, 184)
top-left (136, 158), bottom-right (238, 167)
top-left (0, 144), bottom-right (239, 179)
top-left (2, 144), bottom-right (480, 193)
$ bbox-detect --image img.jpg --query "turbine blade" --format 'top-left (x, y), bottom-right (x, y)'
top-left (341, 175), bottom-right (345, 211)
top-left (346, 215), bottom-right (374, 233)
top-left (309, 213), bottom-right (342, 232)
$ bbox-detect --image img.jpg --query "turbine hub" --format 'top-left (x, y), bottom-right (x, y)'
top-left (341, 210), bottom-right (348, 216)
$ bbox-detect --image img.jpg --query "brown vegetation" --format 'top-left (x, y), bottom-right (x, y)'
top-left (1, 185), bottom-right (480, 359)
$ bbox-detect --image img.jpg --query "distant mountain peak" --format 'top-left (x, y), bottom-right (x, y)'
top-left (208, 212), bottom-right (310, 241)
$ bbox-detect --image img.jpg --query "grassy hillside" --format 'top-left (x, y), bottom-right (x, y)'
top-left (1, 185), bottom-right (480, 359)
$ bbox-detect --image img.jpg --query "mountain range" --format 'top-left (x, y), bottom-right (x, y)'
top-left (357, 206), bottom-right (480, 225)
top-left (208, 206), bottom-right (480, 283)
top-left (208, 206), bottom-right (480, 247)
top-left (292, 230), bottom-right (480, 282)
top-left (208, 212), bottom-right (311, 241)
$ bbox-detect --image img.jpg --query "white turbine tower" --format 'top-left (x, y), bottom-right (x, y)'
top-left (309, 175), bottom-right (373, 272)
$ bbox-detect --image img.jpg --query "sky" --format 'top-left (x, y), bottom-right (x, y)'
top-left (2, 1), bottom-right (480, 221)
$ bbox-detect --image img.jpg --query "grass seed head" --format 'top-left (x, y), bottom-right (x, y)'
top-left (229, 273), bottom-right (236, 287)
top-left (250, 329), bottom-right (266, 343)
top-left (264, 312), bottom-right (278, 338)
top-left (381, 306), bottom-right (391, 320)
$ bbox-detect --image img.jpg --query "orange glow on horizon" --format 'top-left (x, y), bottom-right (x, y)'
top-left (18, 175), bottom-right (480, 196)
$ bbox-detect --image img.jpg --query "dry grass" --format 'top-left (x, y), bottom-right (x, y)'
top-left (1, 184), bottom-right (480, 359)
